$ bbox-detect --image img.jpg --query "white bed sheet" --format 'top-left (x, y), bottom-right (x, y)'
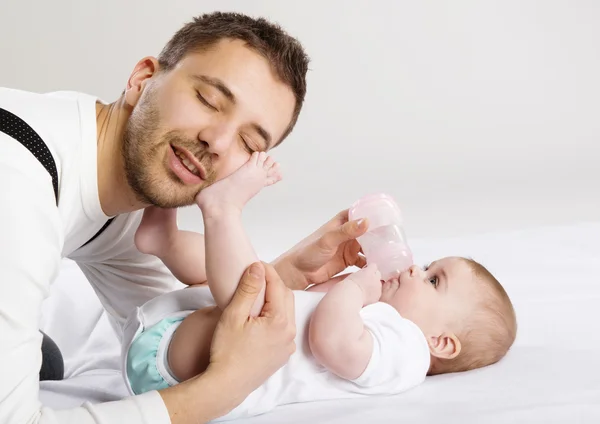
top-left (39, 221), bottom-right (600, 423)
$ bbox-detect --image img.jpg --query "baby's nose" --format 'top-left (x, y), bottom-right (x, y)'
top-left (408, 265), bottom-right (420, 277)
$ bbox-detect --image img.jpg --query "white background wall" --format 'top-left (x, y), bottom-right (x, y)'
top-left (1, 0), bottom-right (598, 258)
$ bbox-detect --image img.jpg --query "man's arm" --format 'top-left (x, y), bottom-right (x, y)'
top-left (0, 134), bottom-right (170, 424)
top-left (156, 263), bottom-right (295, 423)
top-left (0, 138), bottom-right (298, 424)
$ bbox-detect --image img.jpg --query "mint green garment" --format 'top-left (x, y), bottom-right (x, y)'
top-left (127, 316), bottom-right (184, 395)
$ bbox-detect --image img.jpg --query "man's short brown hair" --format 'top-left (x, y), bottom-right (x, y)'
top-left (157, 11), bottom-right (310, 144)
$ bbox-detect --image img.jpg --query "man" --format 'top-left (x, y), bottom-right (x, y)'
top-left (0, 11), bottom-right (367, 424)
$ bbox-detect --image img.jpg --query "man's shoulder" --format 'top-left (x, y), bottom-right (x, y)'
top-left (0, 87), bottom-right (98, 175)
top-left (0, 86), bottom-right (92, 106)
top-left (0, 87), bottom-right (97, 128)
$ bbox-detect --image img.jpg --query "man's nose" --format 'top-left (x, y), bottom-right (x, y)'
top-left (199, 125), bottom-right (236, 158)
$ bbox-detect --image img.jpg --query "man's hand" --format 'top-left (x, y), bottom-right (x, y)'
top-left (272, 209), bottom-right (368, 290)
top-left (158, 262), bottom-right (296, 424)
top-left (207, 262), bottom-right (296, 404)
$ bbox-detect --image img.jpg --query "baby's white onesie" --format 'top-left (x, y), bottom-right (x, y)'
top-left (122, 285), bottom-right (431, 422)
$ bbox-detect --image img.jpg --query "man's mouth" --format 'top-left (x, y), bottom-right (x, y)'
top-left (171, 145), bottom-right (207, 180)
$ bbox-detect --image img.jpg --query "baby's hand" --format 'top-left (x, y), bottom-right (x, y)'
top-left (346, 263), bottom-right (382, 306)
top-left (380, 277), bottom-right (399, 304)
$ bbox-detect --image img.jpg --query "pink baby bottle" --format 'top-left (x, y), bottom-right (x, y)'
top-left (349, 193), bottom-right (414, 281)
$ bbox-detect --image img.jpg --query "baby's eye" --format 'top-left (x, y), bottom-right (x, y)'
top-left (429, 276), bottom-right (438, 287)
top-left (423, 263), bottom-right (430, 271)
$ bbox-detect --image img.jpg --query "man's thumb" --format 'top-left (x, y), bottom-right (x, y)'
top-left (226, 262), bottom-right (265, 319)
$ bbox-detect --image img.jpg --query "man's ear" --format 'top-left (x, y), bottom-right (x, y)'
top-left (428, 333), bottom-right (461, 360)
top-left (123, 56), bottom-right (160, 107)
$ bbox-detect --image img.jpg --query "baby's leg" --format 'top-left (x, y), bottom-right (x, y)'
top-left (167, 305), bottom-right (221, 382)
top-left (135, 207), bottom-right (207, 285)
top-left (196, 152), bottom-right (281, 317)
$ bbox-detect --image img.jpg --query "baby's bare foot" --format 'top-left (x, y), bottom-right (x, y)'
top-left (346, 263), bottom-right (383, 305)
top-left (134, 206), bottom-right (178, 257)
top-left (196, 152), bottom-right (282, 216)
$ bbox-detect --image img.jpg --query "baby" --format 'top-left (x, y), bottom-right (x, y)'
top-left (122, 152), bottom-right (517, 421)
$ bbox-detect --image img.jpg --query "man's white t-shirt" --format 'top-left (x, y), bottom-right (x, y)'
top-left (0, 87), bottom-right (178, 424)
top-left (122, 286), bottom-right (431, 422)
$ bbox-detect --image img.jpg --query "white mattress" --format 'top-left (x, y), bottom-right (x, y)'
top-left (39, 221), bottom-right (600, 423)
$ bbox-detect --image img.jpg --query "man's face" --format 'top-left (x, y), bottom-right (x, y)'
top-left (123, 38), bottom-right (296, 208)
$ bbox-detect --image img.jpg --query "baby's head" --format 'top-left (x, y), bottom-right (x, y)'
top-left (380, 257), bottom-right (516, 375)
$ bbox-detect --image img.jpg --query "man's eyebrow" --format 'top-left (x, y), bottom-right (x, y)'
top-left (192, 75), bottom-right (235, 103)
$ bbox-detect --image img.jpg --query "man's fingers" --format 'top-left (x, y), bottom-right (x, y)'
top-left (285, 285), bottom-right (295, 325)
top-left (225, 262), bottom-right (265, 321)
top-left (317, 218), bottom-right (369, 252)
top-left (262, 263), bottom-right (295, 342)
top-left (262, 263), bottom-right (289, 317)
top-left (355, 254), bottom-right (367, 268)
top-left (335, 208), bottom-right (349, 223)
top-left (344, 239), bottom-right (367, 269)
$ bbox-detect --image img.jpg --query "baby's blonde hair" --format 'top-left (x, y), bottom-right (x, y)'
top-left (429, 258), bottom-right (517, 375)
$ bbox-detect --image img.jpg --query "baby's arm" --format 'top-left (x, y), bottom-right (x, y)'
top-left (135, 207), bottom-right (207, 285)
top-left (308, 264), bottom-right (382, 380)
top-left (305, 273), bottom-right (349, 292)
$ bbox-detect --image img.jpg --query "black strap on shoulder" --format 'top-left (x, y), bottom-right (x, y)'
top-left (0, 107), bottom-right (59, 205)
top-left (80, 217), bottom-right (115, 248)
top-left (0, 106), bottom-right (114, 248)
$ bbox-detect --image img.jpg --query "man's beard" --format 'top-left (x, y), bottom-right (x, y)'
top-left (121, 90), bottom-right (216, 208)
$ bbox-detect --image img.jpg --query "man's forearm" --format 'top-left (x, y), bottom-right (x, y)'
top-left (271, 255), bottom-right (306, 291)
top-left (1, 138), bottom-right (177, 424)
top-left (158, 369), bottom-right (241, 424)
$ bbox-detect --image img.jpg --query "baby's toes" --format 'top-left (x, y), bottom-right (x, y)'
top-left (267, 163), bottom-right (281, 178)
top-left (248, 151), bottom-right (261, 166)
top-left (266, 160), bottom-right (279, 174)
top-left (256, 151), bottom-right (267, 167)
top-left (263, 155), bottom-right (274, 170)
top-left (266, 170), bottom-right (283, 185)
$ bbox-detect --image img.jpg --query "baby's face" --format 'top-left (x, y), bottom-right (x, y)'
top-left (380, 257), bottom-right (475, 338)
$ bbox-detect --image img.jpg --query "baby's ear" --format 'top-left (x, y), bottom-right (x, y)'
top-left (427, 333), bottom-right (461, 360)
